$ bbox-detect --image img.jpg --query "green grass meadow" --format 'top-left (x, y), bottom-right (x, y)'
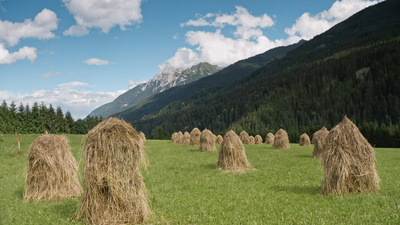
top-left (1, 134), bottom-right (399, 224)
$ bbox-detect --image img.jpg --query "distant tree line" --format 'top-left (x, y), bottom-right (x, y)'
top-left (0, 101), bottom-right (102, 135)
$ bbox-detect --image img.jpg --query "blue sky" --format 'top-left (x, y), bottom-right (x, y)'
top-left (0, 0), bottom-right (381, 119)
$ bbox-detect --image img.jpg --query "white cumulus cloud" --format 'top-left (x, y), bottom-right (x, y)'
top-left (181, 6), bottom-right (274, 39)
top-left (63, 24), bottom-right (89, 36)
top-left (1, 83), bottom-right (126, 119)
top-left (0, 44), bottom-right (37, 64)
top-left (128, 80), bottom-right (147, 89)
top-left (165, 6), bottom-right (280, 70)
top-left (0, 8), bottom-right (58, 46)
top-left (0, 8), bottom-right (58, 64)
top-left (58, 81), bottom-right (90, 88)
top-left (285, 0), bottom-right (382, 42)
top-left (63, 0), bottom-right (143, 35)
top-left (83, 58), bottom-right (109, 65)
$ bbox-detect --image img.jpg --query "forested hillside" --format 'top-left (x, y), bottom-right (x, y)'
top-left (113, 40), bottom-right (305, 122)
top-left (119, 0), bottom-right (400, 147)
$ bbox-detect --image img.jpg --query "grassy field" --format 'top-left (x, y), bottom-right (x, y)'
top-left (0, 134), bottom-right (399, 224)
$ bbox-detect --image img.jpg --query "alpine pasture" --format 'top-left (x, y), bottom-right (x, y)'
top-left (1, 133), bottom-right (399, 224)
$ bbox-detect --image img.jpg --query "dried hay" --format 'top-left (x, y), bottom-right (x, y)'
top-left (265, 133), bottom-right (274, 144)
top-left (216, 135), bottom-right (223, 144)
top-left (273, 129), bottom-right (290, 149)
top-left (254, 135), bottom-right (263, 144)
top-left (217, 130), bottom-right (249, 171)
top-left (299, 133), bottom-right (311, 146)
top-left (176, 131), bottom-right (183, 144)
top-left (190, 128), bottom-right (201, 146)
top-left (199, 129), bottom-right (216, 152)
top-left (78, 117), bottom-right (150, 225)
top-left (171, 132), bottom-right (179, 143)
top-left (139, 132), bottom-right (146, 143)
top-left (239, 130), bottom-right (251, 144)
top-left (182, 131), bottom-right (190, 145)
top-left (249, 136), bottom-right (255, 144)
top-left (321, 116), bottom-right (380, 195)
top-left (312, 127), bottom-right (329, 158)
top-left (24, 134), bottom-right (82, 201)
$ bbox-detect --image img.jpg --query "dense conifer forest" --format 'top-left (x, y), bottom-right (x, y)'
top-left (0, 101), bottom-right (102, 135)
top-left (143, 38), bottom-right (400, 147)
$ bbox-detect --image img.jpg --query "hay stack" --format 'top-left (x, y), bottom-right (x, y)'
top-left (299, 133), bottom-right (311, 146)
top-left (312, 127), bottom-right (329, 158)
top-left (273, 129), bottom-right (290, 149)
top-left (254, 135), bottom-right (263, 144)
top-left (171, 132), bottom-right (179, 143)
top-left (199, 129), bottom-right (216, 152)
top-left (24, 134), bottom-right (81, 201)
top-left (265, 133), bottom-right (274, 144)
top-left (239, 130), bottom-right (251, 144)
top-left (190, 128), bottom-right (201, 146)
top-left (216, 135), bottom-right (223, 144)
top-left (249, 136), bottom-right (255, 144)
top-left (321, 116), bottom-right (380, 195)
top-left (139, 132), bottom-right (146, 143)
top-left (218, 130), bottom-right (249, 171)
top-left (176, 131), bottom-right (183, 144)
top-left (79, 118), bottom-right (150, 225)
top-left (182, 131), bottom-right (190, 145)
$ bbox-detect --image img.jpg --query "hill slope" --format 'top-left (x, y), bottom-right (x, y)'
top-left (118, 0), bottom-right (400, 147)
top-left (88, 62), bottom-right (221, 118)
top-left (113, 39), bottom-right (305, 121)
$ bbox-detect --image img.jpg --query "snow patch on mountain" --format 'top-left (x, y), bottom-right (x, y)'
top-left (87, 62), bottom-right (221, 118)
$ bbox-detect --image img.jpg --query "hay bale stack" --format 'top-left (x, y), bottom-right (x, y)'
top-left (254, 135), bottom-right (263, 144)
top-left (312, 127), bottom-right (329, 158)
top-left (321, 116), bottom-right (380, 195)
top-left (176, 131), bottom-right (183, 144)
top-left (273, 129), bottom-right (290, 149)
top-left (249, 136), bottom-right (255, 144)
top-left (171, 132), bottom-right (179, 143)
top-left (139, 132), bottom-right (146, 143)
top-left (182, 131), bottom-right (190, 145)
top-left (190, 128), bottom-right (201, 146)
top-left (199, 129), bottom-right (217, 152)
top-left (216, 135), bottom-right (223, 144)
top-left (217, 130), bottom-right (249, 171)
top-left (239, 130), bottom-right (251, 144)
top-left (79, 118), bottom-right (150, 225)
top-left (265, 133), bottom-right (274, 144)
top-left (299, 133), bottom-right (311, 146)
top-left (24, 134), bottom-right (81, 201)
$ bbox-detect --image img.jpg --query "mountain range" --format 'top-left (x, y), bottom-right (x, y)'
top-left (88, 62), bottom-right (221, 118)
top-left (107, 0), bottom-right (399, 147)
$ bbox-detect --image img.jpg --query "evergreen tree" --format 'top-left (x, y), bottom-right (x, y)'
top-left (16, 103), bottom-right (25, 133)
top-left (32, 102), bottom-right (44, 133)
top-left (0, 101), bottom-right (8, 133)
top-left (55, 106), bottom-right (67, 133)
top-left (73, 119), bottom-right (88, 134)
top-left (9, 101), bottom-right (17, 134)
top-left (65, 111), bottom-right (74, 134)
top-left (45, 104), bottom-right (56, 133)
top-left (24, 104), bottom-right (35, 133)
